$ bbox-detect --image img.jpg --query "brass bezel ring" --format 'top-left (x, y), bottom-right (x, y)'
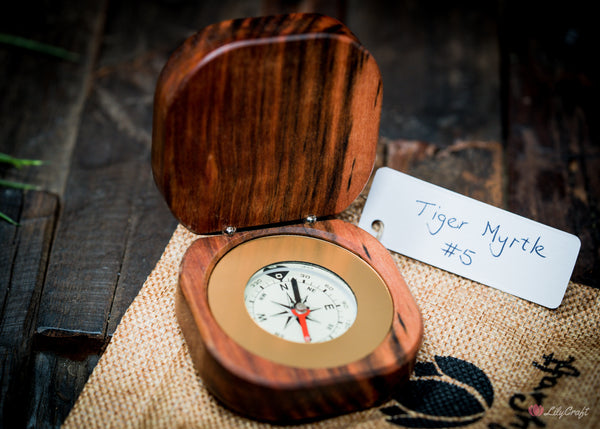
top-left (207, 234), bottom-right (393, 368)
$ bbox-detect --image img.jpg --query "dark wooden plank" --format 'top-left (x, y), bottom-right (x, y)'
top-left (0, 191), bottom-right (58, 341)
top-left (353, 2), bottom-right (505, 211)
top-left (0, 0), bottom-right (108, 195)
top-left (95, 0), bottom-right (262, 73)
top-left (34, 80), bottom-right (178, 336)
top-left (25, 352), bottom-right (100, 429)
top-left (106, 166), bottom-right (179, 334)
top-left (386, 140), bottom-right (504, 207)
top-left (0, 190), bottom-right (59, 428)
top-left (503, 1), bottom-right (599, 287)
top-left (346, 0), bottom-right (501, 146)
top-left (1, 3), bottom-right (106, 426)
top-left (262, 0), bottom-right (346, 19)
top-left (0, 189), bottom-right (22, 310)
top-left (36, 0), bottom-right (266, 339)
top-left (0, 190), bottom-right (24, 425)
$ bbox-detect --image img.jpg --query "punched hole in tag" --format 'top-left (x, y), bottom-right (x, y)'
top-left (371, 220), bottom-right (384, 241)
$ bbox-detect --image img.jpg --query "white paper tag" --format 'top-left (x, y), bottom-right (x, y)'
top-left (358, 167), bottom-right (581, 308)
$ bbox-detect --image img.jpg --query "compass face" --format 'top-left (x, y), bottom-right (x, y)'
top-left (207, 234), bottom-right (395, 368)
top-left (244, 262), bottom-right (358, 343)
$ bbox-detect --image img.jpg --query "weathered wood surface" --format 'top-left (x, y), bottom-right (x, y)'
top-left (0, 190), bottom-right (60, 428)
top-left (503, 2), bottom-right (599, 286)
top-left (0, 0), bottom-right (107, 196)
top-left (348, 1), bottom-right (501, 146)
top-left (0, 0), bottom-right (597, 427)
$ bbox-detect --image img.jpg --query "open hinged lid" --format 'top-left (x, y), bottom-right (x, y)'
top-left (152, 14), bottom-right (382, 234)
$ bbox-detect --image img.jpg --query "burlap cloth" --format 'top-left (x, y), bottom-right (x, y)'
top-left (63, 204), bottom-right (600, 428)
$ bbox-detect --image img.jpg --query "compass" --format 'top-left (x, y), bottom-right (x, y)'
top-left (243, 261), bottom-right (358, 344)
top-left (153, 13), bottom-right (423, 424)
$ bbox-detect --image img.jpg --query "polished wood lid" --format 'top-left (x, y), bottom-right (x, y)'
top-left (152, 14), bottom-right (382, 234)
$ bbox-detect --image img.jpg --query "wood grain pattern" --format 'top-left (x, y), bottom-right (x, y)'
top-left (346, 1), bottom-right (501, 146)
top-left (0, 0), bottom-right (107, 195)
top-left (35, 12), bottom-right (182, 339)
top-left (262, 0), bottom-right (345, 20)
top-left (503, 2), bottom-right (599, 286)
top-left (387, 139), bottom-right (504, 207)
top-left (0, 190), bottom-right (59, 428)
top-left (178, 219), bottom-right (422, 423)
top-left (152, 14), bottom-right (382, 233)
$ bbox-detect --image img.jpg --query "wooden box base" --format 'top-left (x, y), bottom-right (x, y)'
top-left (176, 219), bottom-right (423, 423)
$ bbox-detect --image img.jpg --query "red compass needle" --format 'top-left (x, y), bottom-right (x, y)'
top-left (291, 307), bottom-right (311, 342)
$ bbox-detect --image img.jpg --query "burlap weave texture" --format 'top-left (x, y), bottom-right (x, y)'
top-left (63, 217), bottom-right (600, 428)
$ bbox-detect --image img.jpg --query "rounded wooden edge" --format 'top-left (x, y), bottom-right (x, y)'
top-left (153, 14), bottom-right (357, 134)
top-left (177, 219), bottom-right (423, 422)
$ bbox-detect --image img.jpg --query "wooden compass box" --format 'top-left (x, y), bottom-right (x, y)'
top-left (151, 13), bottom-right (422, 423)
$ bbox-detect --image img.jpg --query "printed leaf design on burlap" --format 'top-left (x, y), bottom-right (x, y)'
top-left (434, 356), bottom-right (494, 407)
top-left (414, 361), bottom-right (441, 377)
top-left (381, 355), bottom-right (494, 428)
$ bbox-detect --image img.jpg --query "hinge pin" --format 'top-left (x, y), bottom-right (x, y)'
top-left (304, 215), bottom-right (317, 225)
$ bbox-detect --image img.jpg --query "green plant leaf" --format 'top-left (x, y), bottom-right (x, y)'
top-left (0, 153), bottom-right (44, 225)
top-left (0, 33), bottom-right (80, 62)
top-left (0, 153), bottom-right (44, 169)
top-left (0, 179), bottom-right (40, 190)
top-left (0, 211), bottom-right (18, 226)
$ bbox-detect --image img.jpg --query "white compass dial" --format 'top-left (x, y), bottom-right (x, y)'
top-left (244, 261), bottom-right (358, 343)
